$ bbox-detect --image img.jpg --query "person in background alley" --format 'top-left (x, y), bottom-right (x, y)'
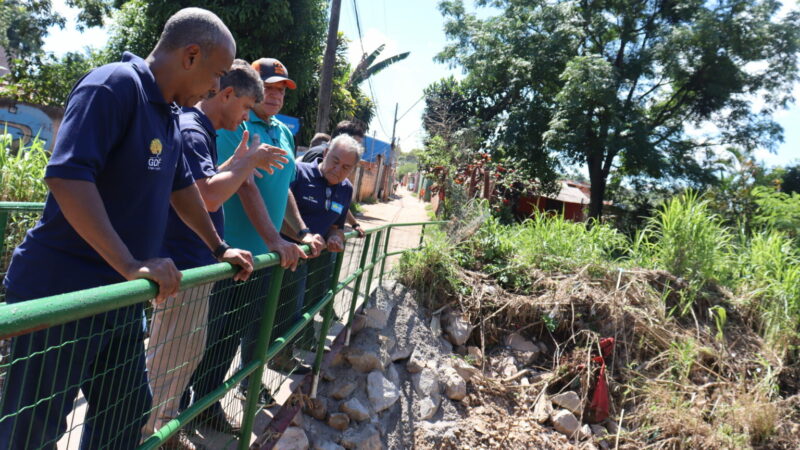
top-left (0, 8), bottom-right (253, 449)
top-left (144, 60), bottom-right (287, 450)
top-left (185, 57), bottom-right (325, 434)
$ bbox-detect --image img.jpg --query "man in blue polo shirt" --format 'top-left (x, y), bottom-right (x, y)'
top-left (186, 57), bottom-right (325, 433)
top-left (287, 134), bottom-right (361, 248)
top-left (144, 60), bottom-right (287, 449)
top-left (283, 135), bottom-right (361, 333)
top-left (0, 8), bottom-right (254, 449)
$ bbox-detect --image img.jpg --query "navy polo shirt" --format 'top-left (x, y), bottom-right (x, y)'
top-left (290, 161), bottom-right (353, 237)
top-left (160, 108), bottom-right (223, 270)
top-left (3, 52), bottom-right (193, 300)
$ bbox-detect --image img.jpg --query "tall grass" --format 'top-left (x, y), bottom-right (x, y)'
top-left (0, 133), bottom-right (50, 282)
top-left (0, 133), bottom-right (50, 202)
top-left (632, 191), bottom-right (732, 285)
top-left (513, 213), bottom-right (627, 272)
top-left (397, 227), bottom-right (466, 308)
top-left (736, 231), bottom-right (800, 349)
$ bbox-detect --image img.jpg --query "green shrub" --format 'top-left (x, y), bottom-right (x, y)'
top-left (513, 213), bottom-right (627, 273)
top-left (397, 227), bottom-right (466, 308)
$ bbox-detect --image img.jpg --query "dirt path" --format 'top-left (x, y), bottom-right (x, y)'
top-left (355, 186), bottom-right (432, 258)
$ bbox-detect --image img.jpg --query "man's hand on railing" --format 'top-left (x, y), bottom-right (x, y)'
top-left (267, 237), bottom-right (308, 272)
top-left (126, 258), bottom-right (182, 304)
top-left (301, 233), bottom-right (326, 258)
top-left (219, 248), bottom-right (254, 281)
top-left (327, 234), bottom-right (345, 253)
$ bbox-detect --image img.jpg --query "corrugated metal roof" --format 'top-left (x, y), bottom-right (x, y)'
top-left (553, 181), bottom-right (590, 204)
top-left (362, 136), bottom-right (393, 165)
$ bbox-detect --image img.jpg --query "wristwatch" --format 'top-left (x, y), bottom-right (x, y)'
top-left (213, 241), bottom-right (231, 260)
top-left (297, 228), bottom-right (311, 239)
top-left (352, 222), bottom-right (362, 229)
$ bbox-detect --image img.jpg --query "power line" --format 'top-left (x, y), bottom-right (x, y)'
top-left (396, 94), bottom-right (425, 122)
top-left (351, 0), bottom-right (366, 55)
top-left (351, 0), bottom-right (391, 141)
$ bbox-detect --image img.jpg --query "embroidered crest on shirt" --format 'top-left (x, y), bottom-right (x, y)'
top-left (148, 138), bottom-right (163, 170)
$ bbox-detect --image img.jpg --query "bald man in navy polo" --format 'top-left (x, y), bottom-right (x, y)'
top-left (0, 8), bottom-right (253, 449)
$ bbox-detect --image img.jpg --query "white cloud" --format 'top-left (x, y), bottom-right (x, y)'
top-left (42, 0), bottom-right (109, 56)
top-left (347, 28), bottom-right (402, 68)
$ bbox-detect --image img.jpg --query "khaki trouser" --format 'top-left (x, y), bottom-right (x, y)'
top-left (143, 283), bottom-right (212, 435)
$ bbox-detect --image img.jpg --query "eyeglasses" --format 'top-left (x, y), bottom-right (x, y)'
top-left (325, 186), bottom-right (332, 211)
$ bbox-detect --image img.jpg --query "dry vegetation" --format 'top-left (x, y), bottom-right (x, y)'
top-left (399, 196), bottom-right (800, 449)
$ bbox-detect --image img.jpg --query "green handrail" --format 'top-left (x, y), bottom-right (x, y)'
top-left (0, 215), bottom-right (446, 448)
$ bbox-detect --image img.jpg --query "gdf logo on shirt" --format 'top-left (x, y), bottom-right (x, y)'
top-left (148, 138), bottom-right (163, 170)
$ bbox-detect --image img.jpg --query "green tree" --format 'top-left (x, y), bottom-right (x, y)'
top-left (105, 0), bottom-right (328, 121)
top-left (1, 0), bottom-right (64, 59)
top-left (438, 0), bottom-right (800, 219)
top-left (2, 49), bottom-right (105, 105)
top-left (782, 164), bottom-right (800, 194)
top-left (104, 0), bottom-right (376, 146)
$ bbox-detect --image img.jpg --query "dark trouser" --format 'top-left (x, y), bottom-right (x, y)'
top-left (238, 263), bottom-right (308, 377)
top-left (186, 267), bottom-right (273, 403)
top-left (0, 295), bottom-right (150, 450)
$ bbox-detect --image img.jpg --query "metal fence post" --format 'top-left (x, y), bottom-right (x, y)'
top-left (0, 210), bottom-right (9, 258)
top-left (238, 267), bottom-right (286, 450)
top-left (362, 229), bottom-right (384, 306)
top-left (418, 223), bottom-right (427, 247)
top-left (310, 251), bottom-right (345, 398)
top-left (345, 233), bottom-right (372, 346)
top-left (378, 226), bottom-right (392, 283)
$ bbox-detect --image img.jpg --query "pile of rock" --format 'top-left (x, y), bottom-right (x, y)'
top-left (272, 281), bottom-right (620, 450)
top-left (273, 281), bottom-right (473, 449)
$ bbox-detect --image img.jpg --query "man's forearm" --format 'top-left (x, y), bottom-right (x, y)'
top-left (197, 156), bottom-right (259, 212)
top-left (283, 190), bottom-right (308, 234)
top-left (170, 183), bottom-right (224, 251)
top-left (237, 182), bottom-right (283, 247)
top-left (45, 178), bottom-right (139, 278)
top-left (346, 210), bottom-right (358, 226)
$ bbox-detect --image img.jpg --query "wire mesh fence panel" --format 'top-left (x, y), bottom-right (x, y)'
top-left (177, 267), bottom-right (274, 449)
top-left (0, 301), bottom-right (151, 449)
top-left (0, 221), bottom-right (442, 449)
top-left (382, 224), bottom-right (425, 275)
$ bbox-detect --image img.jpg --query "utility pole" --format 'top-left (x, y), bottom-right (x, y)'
top-left (389, 102), bottom-right (398, 151)
top-left (315, 0), bottom-right (342, 133)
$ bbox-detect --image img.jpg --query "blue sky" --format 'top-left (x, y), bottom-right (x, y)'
top-left (43, 0), bottom-right (797, 166)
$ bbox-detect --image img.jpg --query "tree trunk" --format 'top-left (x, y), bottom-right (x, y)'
top-left (588, 159), bottom-right (606, 221)
top-left (314, 0), bottom-right (342, 133)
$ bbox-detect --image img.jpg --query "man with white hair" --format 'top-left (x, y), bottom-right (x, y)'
top-left (0, 7), bottom-right (253, 449)
top-left (281, 135), bottom-right (362, 350)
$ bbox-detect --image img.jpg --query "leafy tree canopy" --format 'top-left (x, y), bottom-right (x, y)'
top-left (436, 0), bottom-right (800, 218)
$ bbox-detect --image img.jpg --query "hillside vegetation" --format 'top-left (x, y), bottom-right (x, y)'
top-left (398, 193), bottom-right (800, 448)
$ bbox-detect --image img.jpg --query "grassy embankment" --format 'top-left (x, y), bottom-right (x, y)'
top-left (399, 193), bottom-right (800, 448)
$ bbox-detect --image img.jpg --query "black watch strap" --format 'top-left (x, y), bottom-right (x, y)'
top-left (297, 228), bottom-right (311, 239)
top-left (213, 241), bottom-right (231, 259)
top-left (352, 222), bottom-right (362, 229)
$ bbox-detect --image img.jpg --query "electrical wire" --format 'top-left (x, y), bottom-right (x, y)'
top-left (397, 95), bottom-right (425, 122)
top-left (352, 0), bottom-right (392, 141)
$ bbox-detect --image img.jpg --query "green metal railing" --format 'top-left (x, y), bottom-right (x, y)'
top-left (0, 201), bottom-right (444, 449)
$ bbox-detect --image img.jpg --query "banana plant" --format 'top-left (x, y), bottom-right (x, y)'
top-left (347, 44), bottom-right (410, 88)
